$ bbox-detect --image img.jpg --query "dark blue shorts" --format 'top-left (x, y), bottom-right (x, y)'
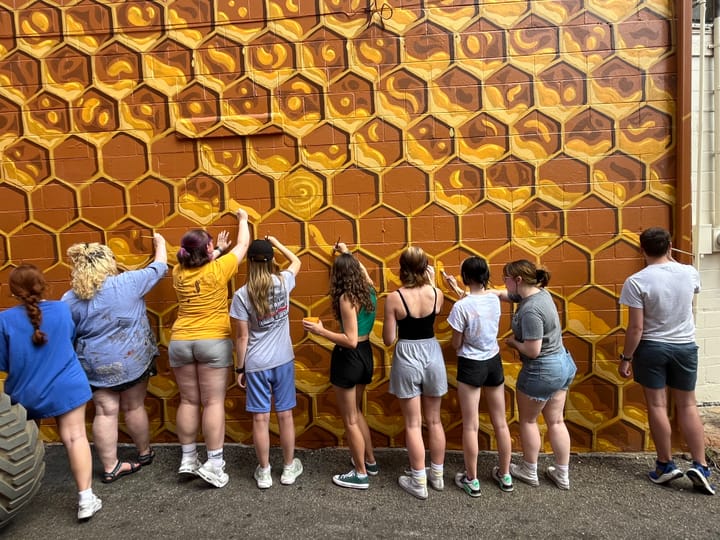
top-left (632, 340), bottom-right (698, 391)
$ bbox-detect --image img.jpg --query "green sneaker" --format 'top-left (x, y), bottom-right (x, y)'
top-left (492, 466), bottom-right (514, 492)
top-left (454, 472), bottom-right (481, 498)
top-left (333, 469), bottom-right (369, 490)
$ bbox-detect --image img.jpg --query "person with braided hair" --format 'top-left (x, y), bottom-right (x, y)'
top-left (0, 265), bottom-right (100, 521)
top-left (62, 233), bottom-right (168, 484)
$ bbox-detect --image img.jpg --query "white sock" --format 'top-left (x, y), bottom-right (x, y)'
top-left (258, 464), bottom-right (271, 473)
top-left (523, 460), bottom-right (538, 475)
top-left (430, 462), bottom-right (443, 474)
top-left (181, 443), bottom-right (197, 459)
top-left (207, 448), bottom-right (224, 467)
top-left (411, 467), bottom-right (426, 481)
top-left (78, 488), bottom-right (94, 503)
top-left (555, 463), bottom-right (569, 478)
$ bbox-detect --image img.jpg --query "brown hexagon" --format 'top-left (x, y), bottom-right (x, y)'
top-left (73, 88), bottom-right (119, 133)
top-left (409, 202), bottom-right (459, 254)
top-left (621, 194), bottom-right (672, 233)
top-left (457, 112), bottom-right (509, 164)
top-left (178, 173), bottom-right (224, 223)
top-left (247, 132), bottom-right (299, 176)
top-left (45, 44), bottom-right (91, 97)
top-left (2, 138), bottom-right (51, 190)
top-left (327, 72), bottom-right (375, 127)
top-left (593, 150), bottom-right (646, 204)
top-left (485, 64), bottom-right (534, 114)
top-left (278, 167), bottom-right (325, 220)
top-left (407, 116), bottom-right (454, 168)
top-left (9, 223), bottom-right (57, 268)
top-left (595, 419), bottom-right (647, 453)
top-left (0, 7), bottom-right (15, 56)
top-left (57, 220), bottom-right (105, 264)
top-left (65, 0), bottom-right (113, 52)
top-left (508, 14), bottom-right (559, 70)
top-left (382, 162), bottom-right (429, 215)
top-left (513, 199), bottom-right (563, 253)
top-left (537, 61), bottom-right (587, 110)
top-left (542, 241), bottom-right (591, 296)
top-left (591, 57), bottom-right (645, 105)
top-left (563, 12), bottom-right (614, 69)
top-left (114, 1), bottom-right (165, 50)
top-left (513, 110), bottom-right (561, 160)
top-left (196, 130), bottom-right (246, 179)
top-left (377, 68), bottom-right (427, 124)
top-left (486, 155), bottom-right (535, 210)
top-left (330, 166), bottom-right (379, 216)
top-left (102, 133), bottom-right (149, 183)
top-left (566, 420), bottom-right (594, 453)
top-left (564, 334), bottom-right (593, 379)
top-left (106, 217), bottom-right (157, 269)
top-left (223, 78), bottom-right (272, 130)
top-left (615, 7), bottom-right (672, 61)
top-left (594, 238), bottom-right (643, 291)
top-left (458, 200), bottom-right (511, 257)
top-left (245, 31), bottom-right (296, 87)
top-left (93, 41), bottom-right (142, 93)
top-left (0, 51), bottom-right (42, 100)
top-left (300, 26), bottom-right (348, 83)
top-left (0, 94), bottom-right (21, 138)
top-left (128, 176), bottom-right (175, 227)
top-left (433, 158), bottom-right (484, 214)
top-left (359, 205), bottom-right (408, 260)
top-left (175, 82), bottom-right (220, 136)
top-left (143, 38), bottom-right (192, 95)
top-left (17, 1), bottom-right (62, 54)
top-left (482, 0), bottom-right (529, 27)
top-left (29, 180), bottom-right (78, 230)
top-left (619, 105), bottom-right (672, 156)
top-left (167, 0), bottom-right (214, 46)
top-left (227, 170), bottom-right (273, 216)
top-left (565, 194), bottom-right (618, 252)
top-left (302, 207), bottom-right (354, 264)
top-left (0, 184), bottom-right (29, 233)
top-left (53, 135), bottom-right (99, 185)
top-left (123, 84), bottom-right (170, 137)
top-left (25, 91), bottom-right (70, 135)
top-left (457, 17), bottom-right (506, 74)
top-left (269, 0), bottom-right (320, 39)
top-left (537, 153), bottom-right (590, 207)
top-left (567, 286), bottom-right (621, 343)
top-left (215, 0), bottom-right (266, 43)
top-left (565, 108), bottom-right (615, 158)
top-left (150, 136), bottom-right (198, 180)
top-left (80, 178), bottom-right (127, 228)
top-left (276, 75), bottom-right (324, 130)
top-left (349, 25), bottom-right (400, 81)
top-left (432, 66), bottom-right (481, 119)
top-left (195, 35), bottom-right (244, 90)
top-left (404, 21), bottom-right (453, 77)
top-left (354, 119), bottom-right (403, 169)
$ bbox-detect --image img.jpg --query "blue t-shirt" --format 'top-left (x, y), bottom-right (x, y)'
top-left (0, 301), bottom-right (91, 419)
top-left (62, 261), bottom-right (167, 388)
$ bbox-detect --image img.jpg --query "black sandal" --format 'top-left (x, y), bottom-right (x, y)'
top-left (102, 460), bottom-right (141, 483)
top-left (138, 448), bottom-right (155, 467)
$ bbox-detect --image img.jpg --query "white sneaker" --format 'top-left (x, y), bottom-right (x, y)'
top-left (178, 456), bottom-right (201, 476)
top-left (510, 462), bottom-right (539, 487)
top-left (546, 466), bottom-right (570, 490)
top-left (197, 460), bottom-right (229, 488)
top-left (398, 475), bottom-right (428, 500)
top-left (428, 468), bottom-right (444, 491)
top-left (77, 494), bottom-right (102, 521)
top-left (280, 458), bottom-right (303, 485)
top-left (254, 465), bottom-right (273, 489)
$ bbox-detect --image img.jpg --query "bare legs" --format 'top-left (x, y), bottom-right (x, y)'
top-left (252, 410), bottom-right (296, 468)
top-left (173, 364), bottom-right (229, 449)
top-left (516, 389), bottom-right (571, 466)
top-left (399, 395), bottom-right (445, 471)
top-left (56, 404), bottom-right (93, 492)
top-left (334, 384), bottom-right (368, 474)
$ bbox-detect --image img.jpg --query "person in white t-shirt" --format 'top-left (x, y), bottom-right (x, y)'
top-left (444, 256), bottom-right (513, 497)
top-left (230, 237), bottom-right (303, 489)
top-left (619, 227), bottom-right (714, 495)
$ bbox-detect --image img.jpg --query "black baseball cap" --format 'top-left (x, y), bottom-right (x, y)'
top-left (248, 239), bottom-right (274, 262)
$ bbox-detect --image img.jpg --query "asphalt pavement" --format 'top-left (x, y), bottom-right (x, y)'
top-left (3, 445), bottom-right (718, 539)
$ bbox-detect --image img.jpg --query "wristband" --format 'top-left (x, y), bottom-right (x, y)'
top-left (619, 353), bottom-right (632, 362)
top-left (235, 366), bottom-right (245, 374)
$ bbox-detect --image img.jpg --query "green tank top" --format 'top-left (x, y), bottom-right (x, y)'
top-left (356, 287), bottom-right (377, 336)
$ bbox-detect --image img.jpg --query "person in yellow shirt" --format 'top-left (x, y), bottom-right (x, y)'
top-left (169, 208), bottom-right (249, 488)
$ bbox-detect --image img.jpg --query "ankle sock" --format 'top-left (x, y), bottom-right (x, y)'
top-left (181, 443), bottom-right (198, 460)
top-left (411, 467), bottom-right (426, 481)
top-left (207, 448), bottom-right (224, 467)
top-left (430, 462), bottom-right (443, 474)
top-left (78, 488), bottom-right (93, 503)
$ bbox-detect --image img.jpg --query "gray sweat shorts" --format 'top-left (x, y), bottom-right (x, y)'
top-left (389, 338), bottom-right (448, 399)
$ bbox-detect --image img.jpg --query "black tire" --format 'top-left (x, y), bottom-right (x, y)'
top-left (0, 392), bottom-right (45, 529)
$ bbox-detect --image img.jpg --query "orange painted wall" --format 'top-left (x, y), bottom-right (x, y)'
top-left (0, 1), bottom-right (687, 452)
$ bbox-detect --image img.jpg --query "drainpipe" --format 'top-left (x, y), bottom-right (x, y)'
top-left (696, 0), bottom-right (707, 268)
top-left (715, 0), bottom-right (720, 232)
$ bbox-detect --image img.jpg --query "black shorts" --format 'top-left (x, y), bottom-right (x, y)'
top-left (330, 340), bottom-right (374, 389)
top-left (456, 353), bottom-right (504, 388)
top-left (91, 359), bottom-right (157, 393)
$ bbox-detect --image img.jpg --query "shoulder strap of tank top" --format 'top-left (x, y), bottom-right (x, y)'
top-left (396, 289), bottom-right (411, 318)
top-left (432, 286), bottom-right (437, 313)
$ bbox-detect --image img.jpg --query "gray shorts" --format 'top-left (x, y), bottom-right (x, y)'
top-left (168, 339), bottom-right (233, 368)
top-left (389, 338), bottom-right (448, 399)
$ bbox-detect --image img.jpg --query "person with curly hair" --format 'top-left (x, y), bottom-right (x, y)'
top-left (230, 236), bottom-right (303, 489)
top-left (383, 246), bottom-right (447, 500)
top-left (169, 208), bottom-right (250, 488)
top-left (303, 242), bottom-right (378, 490)
top-left (0, 265), bottom-right (99, 521)
top-left (62, 234), bottom-right (167, 484)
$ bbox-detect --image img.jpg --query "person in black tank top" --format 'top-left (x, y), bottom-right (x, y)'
top-left (383, 247), bottom-right (448, 500)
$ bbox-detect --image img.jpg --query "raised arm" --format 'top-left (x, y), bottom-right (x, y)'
top-left (152, 233), bottom-right (168, 264)
top-left (266, 235), bottom-right (301, 275)
top-left (335, 241), bottom-right (373, 286)
top-left (229, 208), bottom-right (250, 261)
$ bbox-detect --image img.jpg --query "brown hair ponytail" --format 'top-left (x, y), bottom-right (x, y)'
top-left (9, 265), bottom-right (48, 346)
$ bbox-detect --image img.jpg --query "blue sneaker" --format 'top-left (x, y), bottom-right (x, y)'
top-left (648, 460), bottom-right (683, 484)
top-left (685, 462), bottom-right (716, 495)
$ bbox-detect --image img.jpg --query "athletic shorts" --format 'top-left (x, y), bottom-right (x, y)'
top-left (389, 338), bottom-right (448, 399)
top-left (456, 353), bottom-right (504, 388)
top-left (633, 340), bottom-right (698, 391)
top-left (330, 340), bottom-right (374, 388)
top-left (516, 349), bottom-right (576, 402)
top-left (245, 361), bottom-right (297, 413)
top-left (168, 339), bottom-right (233, 368)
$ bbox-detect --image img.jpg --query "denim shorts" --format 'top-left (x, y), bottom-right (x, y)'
top-left (516, 349), bottom-right (576, 401)
top-left (633, 340), bottom-right (698, 391)
top-left (245, 361), bottom-right (297, 413)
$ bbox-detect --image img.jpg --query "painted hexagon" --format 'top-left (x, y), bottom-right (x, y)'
top-left (175, 82), bottom-right (220, 137)
top-left (114, 1), bottom-right (165, 50)
top-left (167, 0), bottom-right (214, 47)
top-left (593, 151), bottom-right (646, 204)
top-left (122, 84), bottom-right (170, 137)
top-left (513, 199), bottom-right (563, 254)
top-left (247, 132), bottom-right (299, 178)
top-left (359, 205), bottom-right (408, 260)
top-left (457, 112), bottom-right (509, 164)
top-left (622, 194), bottom-right (672, 233)
top-left (102, 133), bottom-right (149, 183)
top-left (485, 155), bottom-right (535, 211)
top-left (563, 333), bottom-right (593, 379)
top-left (567, 286), bottom-right (621, 344)
top-left (330, 166), bottom-right (379, 217)
top-left (565, 108), bottom-right (614, 157)
top-left (45, 44), bottom-right (91, 98)
top-left (245, 31), bottom-right (296, 87)
top-left (377, 68), bottom-right (427, 125)
top-left (150, 135), bottom-right (199, 181)
top-left (537, 153), bottom-right (591, 208)
top-left (615, 7), bottom-right (672, 67)
top-left (269, 0), bottom-right (320, 39)
top-left (278, 167), bottom-right (325, 220)
top-left (403, 21), bottom-right (453, 78)
top-left (482, 0), bottom-right (530, 27)
top-left (512, 110), bottom-right (561, 161)
top-left (537, 61), bottom-right (587, 112)
top-left (594, 238), bottom-right (643, 289)
top-left (543, 241), bottom-right (591, 296)
top-left (432, 66), bottom-right (482, 121)
top-left (9, 223), bottom-right (57, 267)
top-left (349, 25), bottom-right (401, 82)
top-left (354, 119), bottom-right (403, 169)
top-left (178, 173), bottom-right (225, 224)
top-left (57, 220), bottom-right (106, 263)
top-left (433, 158), bottom-right (483, 214)
top-left (25, 91), bottom-right (70, 136)
top-left (565, 194), bottom-right (619, 251)
top-left (223, 78), bottom-right (273, 131)
top-left (300, 26), bottom-right (347, 83)
top-left (0, 51), bottom-right (42, 100)
top-left (73, 87), bottom-right (119, 133)
top-left (0, 7), bottom-right (15, 56)
top-left (53, 135), bottom-right (99, 185)
top-left (129, 175), bottom-right (175, 227)
top-left (458, 200), bottom-right (511, 257)
top-left (508, 14), bottom-right (559, 70)
top-left (215, 0), bottom-right (266, 44)
top-left (484, 64), bottom-right (534, 115)
top-left (17, 1), bottom-right (63, 55)
top-left (409, 202), bottom-right (459, 254)
top-left (196, 129), bottom-right (246, 179)
top-left (302, 207), bottom-right (354, 265)
top-left (64, 1), bottom-right (113, 52)
top-left (80, 178), bottom-right (127, 228)
top-left (618, 105), bottom-right (672, 156)
top-left (195, 34), bottom-right (244, 90)
top-left (591, 56), bottom-right (645, 105)
top-left (457, 17), bottom-right (506, 75)
top-left (227, 170), bottom-right (274, 216)
top-left (563, 12), bottom-right (614, 69)
top-left (407, 116), bottom-right (454, 169)
top-left (595, 419), bottom-right (647, 452)
top-left (93, 41), bottom-right (142, 94)
top-left (2, 138), bottom-right (51, 190)
top-left (107, 217), bottom-right (159, 269)
top-left (0, 184), bottom-right (29, 234)
top-left (0, 94), bottom-right (22, 139)
top-left (29, 180), bottom-right (78, 230)
top-left (276, 75), bottom-right (324, 133)
top-left (143, 38), bottom-right (192, 95)
top-left (382, 162), bottom-right (430, 215)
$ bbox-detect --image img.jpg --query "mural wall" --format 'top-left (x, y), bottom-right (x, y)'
top-left (0, 0), bottom-right (686, 452)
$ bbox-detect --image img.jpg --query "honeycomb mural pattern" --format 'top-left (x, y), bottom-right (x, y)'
top-left (0, 0), bottom-right (686, 453)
